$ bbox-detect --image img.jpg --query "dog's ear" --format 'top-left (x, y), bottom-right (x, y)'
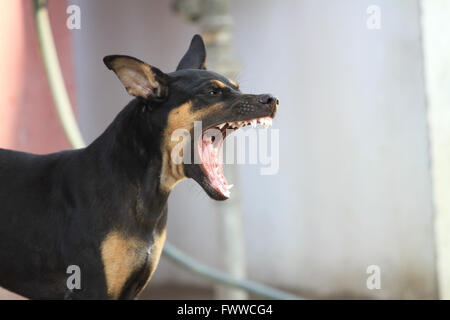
top-left (176, 34), bottom-right (207, 70)
top-left (103, 55), bottom-right (169, 99)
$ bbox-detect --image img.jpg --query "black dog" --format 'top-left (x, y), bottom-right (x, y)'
top-left (0, 35), bottom-right (277, 299)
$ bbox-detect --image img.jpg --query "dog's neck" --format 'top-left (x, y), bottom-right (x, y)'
top-left (87, 99), bottom-right (171, 218)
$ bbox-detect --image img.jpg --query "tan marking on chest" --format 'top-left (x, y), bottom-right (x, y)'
top-left (101, 231), bottom-right (147, 299)
top-left (136, 228), bottom-right (167, 297)
top-left (149, 229), bottom-right (167, 275)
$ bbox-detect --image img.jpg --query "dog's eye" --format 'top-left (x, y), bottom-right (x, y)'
top-left (209, 88), bottom-right (221, 95)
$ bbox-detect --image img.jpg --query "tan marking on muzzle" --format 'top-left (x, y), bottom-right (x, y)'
top-left (160, 101), bottom-right (222, 192)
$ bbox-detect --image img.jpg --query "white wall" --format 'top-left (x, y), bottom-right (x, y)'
top-left (421, 0), bottom-right (450, 299)
top-left (71, 0), bottom-right (437, 298)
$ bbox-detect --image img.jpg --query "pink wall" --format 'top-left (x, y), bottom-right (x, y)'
top-left (0, 0), bottom-right (76, 154)
top-left (0, 1), bottom-right (75, 297)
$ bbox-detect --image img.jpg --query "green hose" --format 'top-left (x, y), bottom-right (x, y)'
top-left (32, 0), bottom-right (84, 149)
top-left (31, 0), bottom-right (302, 300)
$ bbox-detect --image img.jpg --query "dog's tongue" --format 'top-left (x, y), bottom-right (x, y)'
top-left (201, 136), bottom-right (231, 198)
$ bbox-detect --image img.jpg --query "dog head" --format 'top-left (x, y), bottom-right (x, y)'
top-left (104, 35), bottom-right (278, 200)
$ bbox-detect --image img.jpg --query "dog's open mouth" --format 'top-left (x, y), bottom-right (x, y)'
top-left (198, 116), bottom-right (273, 198)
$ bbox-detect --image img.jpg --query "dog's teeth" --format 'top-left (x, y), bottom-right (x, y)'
top-left (259, 117), bottom-right (271, 128)
top-left (251, 120), bottom-right (257, 128)
top-left (218, 123), bottom-right (225, 130)
top-left (221, 186), bottom-right (231, 197)
top-left (225, 184), bottom-right (234, 190)
top-left (218, 184), bottom-right (229, 195)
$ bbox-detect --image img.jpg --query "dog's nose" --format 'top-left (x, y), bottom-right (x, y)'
top-left (258, 94), bottom-right (279, 106)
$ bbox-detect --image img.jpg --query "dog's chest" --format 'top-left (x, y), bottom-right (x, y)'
top-left (100, 229), bottom-right (166, 299)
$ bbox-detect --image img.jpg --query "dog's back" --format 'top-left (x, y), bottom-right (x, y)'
top-left (0, 148), bottom-right (76, 219)
top-left (0, 148), bottom-right (109, 299)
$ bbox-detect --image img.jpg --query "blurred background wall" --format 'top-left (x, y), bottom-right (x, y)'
top-left (0, 0), bottom-right (440, 299)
